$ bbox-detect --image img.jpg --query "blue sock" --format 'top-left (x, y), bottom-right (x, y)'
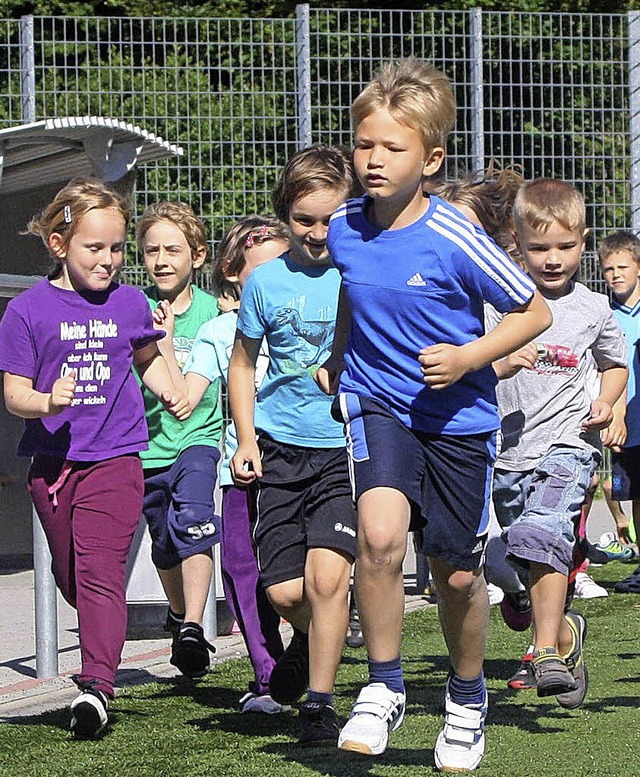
top-left (306, 690), bottom-right (333, 706)
top-left (368, 656), bottom-right (404, 694)
top-left (448, 671), bottom-right (486, 706)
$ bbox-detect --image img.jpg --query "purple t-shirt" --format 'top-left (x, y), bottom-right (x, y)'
top-left (0, 278), bottom-right (163, 461)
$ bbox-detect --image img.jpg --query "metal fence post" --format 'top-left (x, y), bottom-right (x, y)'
top-left (469, 7), bottom-right (485, 173)
top-left (295, 4), bottom-right (312, 150)
top-left (21, 14), bottom-right (59, 679)
top-left (629, 11), bottom-right (640, 234)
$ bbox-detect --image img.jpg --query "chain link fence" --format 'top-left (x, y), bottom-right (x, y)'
top-left (0, 7), bottom-right (635, 292)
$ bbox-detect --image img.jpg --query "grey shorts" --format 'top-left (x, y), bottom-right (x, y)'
top-left (495, 445), bottom-right (600, 576)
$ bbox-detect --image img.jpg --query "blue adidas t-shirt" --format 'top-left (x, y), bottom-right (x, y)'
top-left (327, 194), bottom-right (537, 435)
top-left (612, 299), bottom-right (640, 447)
top-left (236, 254), bottom-right (345, 448)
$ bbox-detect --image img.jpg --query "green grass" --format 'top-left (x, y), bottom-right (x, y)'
top-left (1, 563), bottom-right (638, 777)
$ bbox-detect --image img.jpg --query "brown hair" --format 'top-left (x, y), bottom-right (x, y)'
top-left (351, 58), bottom-right (456, 154)
top-left (136, 200), bottom-right (209, 260)
top-left (598, 230), bottom-right (640, 265)
top-left (213, 215), bottom-right (290, 300)
top-left (272, 144), bottom-right (357, 223)
top-left (26, 177), bottom-right (132, 279)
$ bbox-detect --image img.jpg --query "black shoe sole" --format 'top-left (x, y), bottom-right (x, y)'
top-left (70, 702), bottom-right (105, 739)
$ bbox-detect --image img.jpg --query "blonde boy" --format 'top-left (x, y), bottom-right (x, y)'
top-left (492, 180), bottom-right (627, 706)
top-left (599, 230), bottom-right (640, 591)
top-left (318, 59), bottom-right (550, 772)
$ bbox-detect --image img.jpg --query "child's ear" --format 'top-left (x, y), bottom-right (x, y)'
top-left (48, 232), bottom-right (67, 258)
top-left (191, 245), bottom-right (207, 270)
top-left (423, 146), bottom-right (445, 178)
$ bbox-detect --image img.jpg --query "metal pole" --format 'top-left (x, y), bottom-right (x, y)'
top-left (295, 4), bottom-right (312, 150)
top-left (33, 507), bottom-right (59, 678)
top-left (202, 546), bottom-right (218, 641)
top-left (21, 15), bottom-right (58, 678)
top-left (469, 8), bottom-right (485, 173)
top-left (20, 15), bottom-right (36, 123)
top-left (629, 11), bottom-right (640, 234)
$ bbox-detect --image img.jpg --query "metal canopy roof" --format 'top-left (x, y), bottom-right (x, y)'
top-left (0, 116), bottom-right (184, 195)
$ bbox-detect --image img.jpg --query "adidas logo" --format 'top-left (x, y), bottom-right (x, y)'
top-left (406, 272), bottom-right (427, 287)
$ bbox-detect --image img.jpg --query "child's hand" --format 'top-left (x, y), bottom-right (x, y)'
top-left (153, 300), bottom-right (175, 338)
top-left (496, 343), bottom-right (538, 379)
top-left (47, 371), bottom-right (76, 414)
top-left (231, 441), bottom-right (262, 484)
top-left (315, 355), bottom-right (344, 395)
top-left (582, 399), bottom-right (613, 431)
top-left (601, 413), bottom-right (627, 451)
top-left (161, 390), bottom-right (191, 421)
top-left (418, 343), bottom-right (470, 389)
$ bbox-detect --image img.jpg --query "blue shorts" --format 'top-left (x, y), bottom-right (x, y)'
top-left (496, 445), bottom-right (600, 577)
top-left (142, 445), bottom-right (221, 570)
top-left (611, 445), bottom-right (640, 501)
top-left (333, 393), bottom-right (496, 571)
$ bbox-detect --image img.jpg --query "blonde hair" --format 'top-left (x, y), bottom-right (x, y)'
top-left (351, 58), bottom-right (456, 154)
top-left (213, 215), bottom-right (290, 300)
top-left (136, 201), bottom-right (209, 260)
top-left (598, 230), bottom-right (640, 265)
top-left (513, 178), bottom-right (587, 236)
top-left (272, 144), bottom-right (357, 223)
top-left (429, 165), bottom-right (524, 264)
top-left (26, 177), bottom-right (131, 278)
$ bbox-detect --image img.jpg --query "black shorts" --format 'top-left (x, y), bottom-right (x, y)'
top-left (611, 445), bottom-right (640, 501)
top-left (333, 393), bottom-right (496, 571)
top-left (253, 435), bottom-right (358, 588)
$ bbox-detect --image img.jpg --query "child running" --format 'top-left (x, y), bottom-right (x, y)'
top-left (317, 59), bottom-right (551, 772)
top-left (228, 145), bottom-right (359, 745)
top-left (182, 215), bottom-right (290, 712)
top-left (598, 230), bottom-right (640, 590)
top-left (137, 202), bottom-right (224, 678)
top-left (490, 179), bottom-right (627, 706)
top-left (0, 178), bottom-right (189, 738)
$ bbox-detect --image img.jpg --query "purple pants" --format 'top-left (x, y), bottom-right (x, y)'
top-left (28, 455), bottom-right (144, 698)
top-left (221, 485), bottom-right (284, 695)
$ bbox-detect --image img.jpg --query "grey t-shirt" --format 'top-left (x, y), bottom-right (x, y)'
top-left (489, 282), bottom-right (627, 471)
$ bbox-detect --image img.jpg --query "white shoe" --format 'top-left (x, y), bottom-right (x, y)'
top-left (486, 583), bottom-right (504, 606)
top-left (70, 688), bottom-right (109, 738)
top-left (239, 691), bottom-right (287, 714)
top-left (338, 682), bottom-right (405, 755)
top-left (574, 572), bottom-right (608, 599)
top-left (434, 680), bottom-right (487, 772)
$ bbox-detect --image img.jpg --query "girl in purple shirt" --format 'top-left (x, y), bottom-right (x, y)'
top-left (0, 178), bottom-right (189, 739)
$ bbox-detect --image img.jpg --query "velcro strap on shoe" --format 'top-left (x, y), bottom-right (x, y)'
top-left (444, 699), bottom-right (485, 731)
top-left (352, 687), bottom-right (401, 721)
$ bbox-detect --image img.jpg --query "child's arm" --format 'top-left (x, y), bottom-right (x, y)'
top-left (134, 342), bottom-right (191, 420)
top-left (601, 389), bottom-right (628, 450)
top-left (419, 289), bottom-right (552, 389)
top-left (582, 365), bottom-right (628, 432)
top-left (316, 283), bottom-right (351, 395)
top-left (228, 331), bottom-right (262, 483)
top-left (151, 300), bottom-right (187, 394)
top-left (3, 371), bottom-right (76, 418)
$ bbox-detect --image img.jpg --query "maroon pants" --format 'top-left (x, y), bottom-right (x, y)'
top-left (28, 454), bottom-right (143, 698)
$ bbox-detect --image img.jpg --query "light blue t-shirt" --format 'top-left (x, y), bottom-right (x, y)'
top-left (236, 254), bottom-right (345, 448)
top-left (328, 194), bottom-right (537, 435)
top-left (612, 299), bottom-right (640, 447)
top-left (184, 311), bottom-right (269, 486)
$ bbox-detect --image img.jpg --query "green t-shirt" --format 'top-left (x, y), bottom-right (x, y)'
top-left (140, 284), bottom-right (223, 469)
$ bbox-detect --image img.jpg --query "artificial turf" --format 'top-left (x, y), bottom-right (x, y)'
top-left (1, 562), bottom-right (638, 777)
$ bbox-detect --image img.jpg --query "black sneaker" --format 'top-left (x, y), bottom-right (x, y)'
top-left (269, 627), bottom-right (310, 705)
top-left (556, 611), bottom-right (588, 709)
top-left (532, 647), bottom-right (578, 697)
top-left (299, 700), bottom-right (340, 746)
top-left (170, 621), bottom-right (215, 678)
top-left (70, 687), bottom-right (109, 739)
top-left (506, 652), bottom-right (537, 690)
top-left (345, 596), bottom-right (365, 649)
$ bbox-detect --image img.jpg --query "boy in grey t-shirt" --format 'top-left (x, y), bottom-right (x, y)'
top-left (488, 179), bottom-right (627, 709)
